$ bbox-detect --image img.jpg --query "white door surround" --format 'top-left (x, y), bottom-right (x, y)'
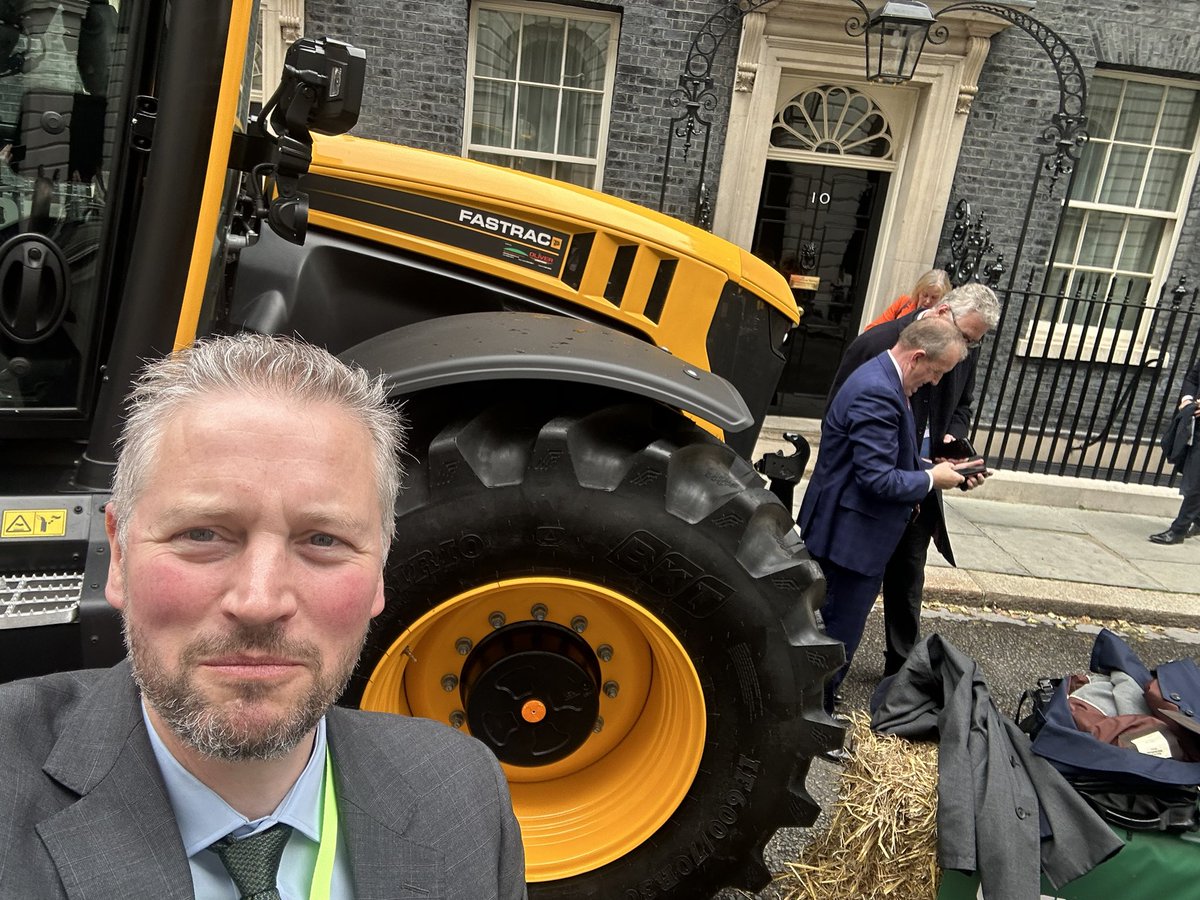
top-left (713, 0), bottom-right (1013, 323)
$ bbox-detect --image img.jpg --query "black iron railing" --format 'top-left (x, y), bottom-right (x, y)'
top-left (972, 273), bottom-right (1199, 486)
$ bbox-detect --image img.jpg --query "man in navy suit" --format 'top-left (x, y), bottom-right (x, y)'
top-left (826, 283), bottom-right (1000, 677)
top-left (800, 318), bottom-right (974, 713)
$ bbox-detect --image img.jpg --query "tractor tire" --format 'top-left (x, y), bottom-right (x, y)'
top-left (344, 386), bottom-right (844, 899)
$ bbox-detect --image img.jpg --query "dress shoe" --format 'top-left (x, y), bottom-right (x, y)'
top-left (1149, 529), bottom-right (1186, 545)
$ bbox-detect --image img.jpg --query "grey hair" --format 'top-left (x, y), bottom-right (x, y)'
top-left (110, 333), bottom-right (404, 550)
top-left (943, 282), bottom-right (1001, 330)
top-left (896, 316), bottom-right (968, 365)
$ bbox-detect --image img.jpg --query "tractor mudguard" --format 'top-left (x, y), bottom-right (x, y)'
top-left (338, 311), bottom-right (753, 434)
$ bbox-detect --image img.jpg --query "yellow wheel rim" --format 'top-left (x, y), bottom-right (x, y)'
top-left (360, 577), bottom-right (706, 881)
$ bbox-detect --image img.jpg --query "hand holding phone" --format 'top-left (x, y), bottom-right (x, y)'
top-left (938, 436), bottom-right (976, 460)
top-left (954, 456), bottom-right (989, 488)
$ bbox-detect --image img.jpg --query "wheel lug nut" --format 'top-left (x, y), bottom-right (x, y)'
top-left (489, 611), bottom-right (507, 629)
top-left (530, 603), bottom-right (548, 621)
top-left (597, 643), bottom-right (614, 662)
top-left (449, 710), bottom-right (465, 728)
top-left (571, 615), bottom-right (588, 633)
top-left (441, 674), bottom-right (458, 692)
top-left (455, 637), bottom-right (472, 656)
top-left (603, 680), bottom-right (619, 699)
top-left (593, 716), bottom-right (604, 733)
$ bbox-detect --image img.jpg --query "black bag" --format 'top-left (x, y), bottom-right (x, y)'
top-left (1015, 678), bottom-right (1200, 833)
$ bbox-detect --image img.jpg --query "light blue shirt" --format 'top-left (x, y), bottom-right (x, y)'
top-left (886, 349), bottom-right (935, 492)
top-left (142, 705), bottom-right (354, 899)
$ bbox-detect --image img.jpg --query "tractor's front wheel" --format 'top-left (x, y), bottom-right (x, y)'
top-left (344, 388), bottom-right (843, 899)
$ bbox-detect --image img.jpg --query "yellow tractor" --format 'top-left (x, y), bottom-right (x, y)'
top-left (0, 2), bottom-right (841, 896)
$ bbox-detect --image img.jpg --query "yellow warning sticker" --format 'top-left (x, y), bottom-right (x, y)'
top-left (2, 509), bottom-right (68, 538)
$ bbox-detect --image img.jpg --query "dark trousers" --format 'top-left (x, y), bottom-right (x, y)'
top-left (881, 497), bottom-right (937, 676)
top-left (814, 554), bottom-right (884, 713)
top-left (1170, 489), bottom-right (1200, 535)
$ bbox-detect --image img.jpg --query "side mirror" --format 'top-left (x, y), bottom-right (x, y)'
top-left (239, 37), bottom-right (366, 245)
top-left (269, 37), bottom-right (365, 140)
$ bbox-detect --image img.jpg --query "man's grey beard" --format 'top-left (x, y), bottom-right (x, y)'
top-left (125, 617), bottom-right (366, 761)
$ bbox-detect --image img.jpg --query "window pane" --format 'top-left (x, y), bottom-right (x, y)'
top-left (564, 21), bottom-right (609, 90)
top-left (1097, 145), bottom-right (1147, 206)
top-left (1071, 140), bottom-right (1106, 203)
top-left (1141, 150), bottom-right (1188, 211)
top-left (471, 80), bottom-right (515, 147)
top-left (1158, 87), bottom-right (1200, 149)
top-left (516, 157), bottom-right (554, 178)
top-left (555, 161), bottom-right (596, 187)
top-left (1113, 81), bottom-right (1162, 143)
top-left (1107, 274), bottom-right (1151, 306)
top-left (1052, 207), bottom-right (1084, 264)
top-left (475, 9), bottom-right (519, 79)
top-left (1078, 212), bottom-right (1122, 267)
top-left (519, 16), bottom-right (564, 85)
top-left (516, 84), bottom-right (557, 152)
top-left (468, 149), bottom-right (553, 179)
top-left (467, 149), bottom-right (510, 167)
top-left (1087, 77), bottom-right (1122, 141)
top-left (1069, 270), bottom-right (1110, 300)
top-left (558, 89), bottom-right (601, 157)
top-left (1118, 217), bottom-right (1164, 272)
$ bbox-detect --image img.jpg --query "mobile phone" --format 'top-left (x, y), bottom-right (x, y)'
top-left (940, 436), bottom-right (976, 460)
top-left (955, 456), bottom-right (988, 487)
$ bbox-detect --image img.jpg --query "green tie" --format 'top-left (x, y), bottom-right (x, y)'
top-left (209, 822), bottom-right (293, 900)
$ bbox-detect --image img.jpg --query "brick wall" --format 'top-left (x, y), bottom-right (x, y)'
top-left (943, 0), bottom-right (1200, 293)
top-left (942, 0), bottom-right (1200, 461)
top-left (303, 0), bottom-right (737, 220)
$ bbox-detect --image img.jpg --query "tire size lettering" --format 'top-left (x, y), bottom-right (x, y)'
top-left (609, 530), bottom-right (733, 617)
top-left (625, 756), bottom-right (761, 899)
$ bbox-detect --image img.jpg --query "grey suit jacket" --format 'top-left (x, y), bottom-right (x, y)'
top-left (0, 661), bottom-right (528, 900)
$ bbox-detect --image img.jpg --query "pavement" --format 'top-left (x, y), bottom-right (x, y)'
top-left (756, 417), bottom-right (1200, 630)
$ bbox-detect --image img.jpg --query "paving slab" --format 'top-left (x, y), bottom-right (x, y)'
top-left (923, 568), bottom-right (1200, 629)
top-left (940, 501), bottom-right (985, 537)
top-left (1128, 558), bottom-right (1200, 594)
top-left (945, 496), bottom-right (1089, 533)
top-left (927, 532), bottom-right (1030, 575)
top-left (974, 524), bottom-right (1160, 589)
top-left (1080, 512), bottom-right (1200, 563)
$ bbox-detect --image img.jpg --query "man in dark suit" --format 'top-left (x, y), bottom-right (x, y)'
top-left (801, 318), bottom-right (974, 713)
top-left (1149, 356), bottom-right (1200, 544)
top-left (826, 282), bottom-right (1000, 678)
top-left (0, 334), bottom-right (527, 899)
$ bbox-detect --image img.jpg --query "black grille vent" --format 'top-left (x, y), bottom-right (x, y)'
top-left (562, 233), bottom-right (594, 290)
top-left (644, 259), bottom-right (677, 323)
top-left (604, 244), bottom-right (638, 304)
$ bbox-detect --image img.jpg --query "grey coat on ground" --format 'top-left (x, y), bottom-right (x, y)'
top-left (0, 661), bottom-right (528, 900)
top-left (871, 635), bottom-right (1123, 900)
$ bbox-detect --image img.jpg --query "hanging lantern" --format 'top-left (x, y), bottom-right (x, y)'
top-left (864, 0), bottom-right (935, 83)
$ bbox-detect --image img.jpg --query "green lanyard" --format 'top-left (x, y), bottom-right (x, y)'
top-left (309, 747), bottom-right (338, 900)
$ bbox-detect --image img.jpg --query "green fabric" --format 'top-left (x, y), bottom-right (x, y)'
top-left (209, 822), bottom-right (293, 900)
top-left (938, 828), bottom-right (1200, 899)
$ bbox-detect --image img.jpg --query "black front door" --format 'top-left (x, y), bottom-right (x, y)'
top-left (753, 161), bottom-right (888, 417)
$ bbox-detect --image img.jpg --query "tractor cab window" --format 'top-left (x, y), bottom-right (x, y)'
top-left (0, 0), bottom-right (126, 415)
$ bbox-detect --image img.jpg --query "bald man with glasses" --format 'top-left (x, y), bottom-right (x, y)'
top-left (824, 282), bottom-right (1002, 689)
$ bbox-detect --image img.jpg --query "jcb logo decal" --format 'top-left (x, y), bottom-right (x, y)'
top-left (609, 530), bottom-right (731, 617)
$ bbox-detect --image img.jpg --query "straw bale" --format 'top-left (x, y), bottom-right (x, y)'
top-left (775, 712), bottom-right (941, 900)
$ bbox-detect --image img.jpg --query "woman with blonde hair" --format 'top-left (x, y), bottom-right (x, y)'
top-left (866, 269), bottom-right (951, 330)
